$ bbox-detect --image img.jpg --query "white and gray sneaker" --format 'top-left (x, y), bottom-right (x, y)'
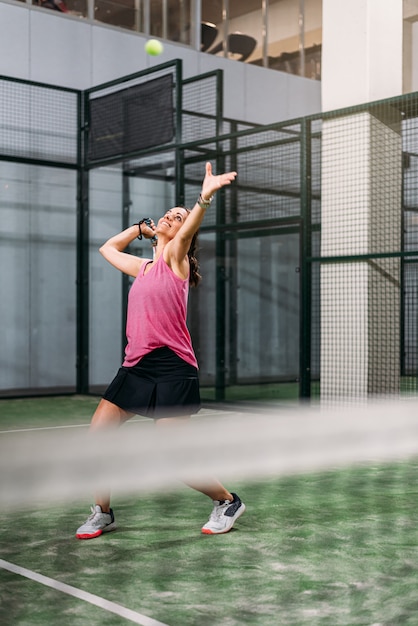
top-left (201, 493), bottom-right (246, 535)
top-left (76, 505), bottom-right (116, 540)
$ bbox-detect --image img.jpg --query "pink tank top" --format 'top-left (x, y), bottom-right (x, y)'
top-left (122, 254), bottom-right (198, 369)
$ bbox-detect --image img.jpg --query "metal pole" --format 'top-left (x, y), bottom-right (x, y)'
top-left (87, 0), bottom-right (94, 21)
top-left (76, 90), bottom-right (90, 394)
top-left (262, 0), bottom-right (268, 68)
top-left (121, 169), bottom-right (131, 362)
top-left (143, 0), bottom-right (150, 35)
top-left (175, 59), bottom-right (183, 205)
top-left (299, 117), bottom-right (312, 400)
top-left (179, 0), bottom-right (187, 44)
top-left (214, 71), bottom-right (225, 400)
top-left (162, 0), bottom-right (168, 39)
top-left (222, 0), bottom-right (229, 58)
top-left (134, 0), bottom-right (141, 32)
top-left (191, 0), bottom-right (201, 50)
top-left (299, 0), bottom-right (306, 77)
top-left (215, 153), bottom-right (227, 402)
top-left (228, 122), bottom-right (238, 386)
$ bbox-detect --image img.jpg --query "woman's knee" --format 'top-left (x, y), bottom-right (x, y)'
top-left (90, 399), bottom-right (133, 430)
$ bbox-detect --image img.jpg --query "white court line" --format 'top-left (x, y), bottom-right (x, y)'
top-left (0, 408), bottom-right (239, 435)
top-left (0, 418), bottom-right (148, 435)
top-left (0, 559), bottom-right (170, 626)
top-left (0, 424), bottom-right (91, 434)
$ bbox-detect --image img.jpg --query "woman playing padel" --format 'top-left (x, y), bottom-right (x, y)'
top-left (76, 162), bottom-right (245, 539)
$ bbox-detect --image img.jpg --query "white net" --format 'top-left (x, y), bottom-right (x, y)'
top-left (2, 399), bottom-right (418, 509)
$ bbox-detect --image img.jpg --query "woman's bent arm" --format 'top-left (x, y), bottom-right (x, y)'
top-left (99, 225), bottom-right (151, 277)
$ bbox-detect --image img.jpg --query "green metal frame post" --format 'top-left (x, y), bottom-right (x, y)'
top-left (228, 121), bottom-right (238, 386)
top-left (299, 118), bottom-right (312, 399)
top-left (121, 167), bottom-right (132, 361)
top-left (174, 60), bottom-right (184, 205)
top-left (214, 72), bottom-right (226, 402)
top-left (76, 90), bottom-right (90, 394)
top-left (215, 153), bottom-right (227, 402)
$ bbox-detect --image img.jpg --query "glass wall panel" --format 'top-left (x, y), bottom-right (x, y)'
top-left (188, 228), bottom-right (300, 401)
top-left (0, 163), bottom-right (77, 394)
top-left (149, 0), bottom-right (163, 36)
top-left (150, 0), bottom-right (191, 44)
top-left (32, 0), bottom-right (88, 17)
top-left (89, 164), bottom-right (175, 392)
top-left (89, 166), bottom-right (124, 390)
top-left (201, 1), bottom-right (222, 53)
top-left (226, 0), bottom-right (262, 63)
top-left (93, 0), bottom-right (138, 30)
top-left (188, 232), bottom-right (217, 393)
top-left (265, 0), bottom-right (322, 79)
top-left (202, 0), bottom-right (261, 62)
top-left (202, 0), bottom-right (321, 78)
top-left (228, 232), bottom-right (300, 384)
top-left (28, 0), bottom-right (322, 77)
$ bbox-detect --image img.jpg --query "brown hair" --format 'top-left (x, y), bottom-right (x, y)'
top-left (183, 207), bottom-right (201, 287)
top-left (188, 230), bottom-right (202, 287)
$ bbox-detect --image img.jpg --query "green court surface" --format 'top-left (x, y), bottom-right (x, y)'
top-left (0, 395), bottom-right (102, 431)
top-left (1, 397), bottom-right (418, 625)
top-left (201, 382), bottom-right (299, 403)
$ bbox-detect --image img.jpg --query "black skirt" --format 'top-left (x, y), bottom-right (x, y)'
top-left (103, 347), bottom-right (201, 419)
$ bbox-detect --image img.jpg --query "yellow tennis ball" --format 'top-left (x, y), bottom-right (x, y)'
top-left (145, 39), bottom-right (164, 56)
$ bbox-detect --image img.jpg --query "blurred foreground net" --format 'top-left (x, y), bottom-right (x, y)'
top-left (2, 400), bottom-right (418, 626)
top-left (2, 399), bottom-right (418, 509)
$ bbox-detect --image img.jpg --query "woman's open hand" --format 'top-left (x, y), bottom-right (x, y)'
top-left (201, 162), bottom-right (237, 201)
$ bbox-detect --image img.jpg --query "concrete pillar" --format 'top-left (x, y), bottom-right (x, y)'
top-left (320, 1), bottom-right (403, 400)
top-left (321, 0), bottom-right (403, 111)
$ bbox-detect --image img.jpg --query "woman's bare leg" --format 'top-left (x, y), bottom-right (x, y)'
top-left (90, 398), bottom-right (134, 430)
top-left (90, 399), bottom-right (134, 511)
top-left (154, 416), bottom-right (233, 502)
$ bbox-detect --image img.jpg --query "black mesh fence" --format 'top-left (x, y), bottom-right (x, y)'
top-left (0, 76), bottom-right (79, 164)
top-left (309, 96), bottom-right (418, 400)
top-left (85, 63), bottom-right (181, 167)
top-left (0, 77), bottom-right (80, 397)
top-left (3, 66), bottom-right (418, 402)
top-left (88, 74), bottom-right (174, 162)
top-left (184, 121), bottom-right (304, 399)
top-left (186, 94), bottom-right (418, 402)
top-left (182, 71), bottom-right (222, 147)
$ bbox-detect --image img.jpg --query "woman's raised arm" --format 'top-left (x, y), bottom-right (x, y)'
top-left (169, 162), bottom-right (237, 260)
